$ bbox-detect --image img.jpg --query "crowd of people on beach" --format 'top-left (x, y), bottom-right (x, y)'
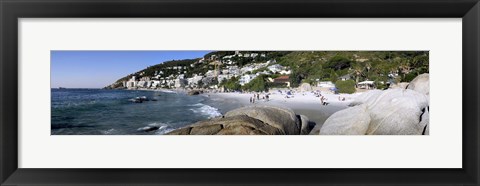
top-left (240, 89), bottom-right (350, 106)
top-left (249, 93), bottom-right (269, 104)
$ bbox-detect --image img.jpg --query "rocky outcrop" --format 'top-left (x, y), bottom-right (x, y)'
top-left (318, 73), bottom-right (430, 135)
top-left (187, 90), bottom-right (202, 96)
top-left (319, 104), bottom-right (371, 135)
top-left (407, 73), bottom-right (430, 95)
top-left (224, 105), bottom-right (301, 135)
top-left (389, 82), bottom-right (409, 89)
top-left (166, 105), bottom-right (314, 135)
top-left (299, 83), bottom-right (312, 92)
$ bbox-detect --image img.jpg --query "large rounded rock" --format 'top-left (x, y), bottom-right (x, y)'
top-left (366, 89), bottom-right (428, 134)
top-left (225, 105), bottom-right (301, 135)
top-left (299, 115), bottom-right (314, 135)
top-left (320, 89), bottom-right (429, 135)
top-left (407, 73), bottom-right (429, 95)
top-left (167, 115), bottom-right (283, 135)
top-left (299, 83), bottom-right (312, 92)
top-left (390, 82), bottom-right (410, 89)
top-left (166, 106), bottom-right (312, 135)
top-left (188, 90), bottom-right (201, 96)
top-left (348, 89), bottom-right (383, 106)
top-left (320, 104), bottom-right (370, 135)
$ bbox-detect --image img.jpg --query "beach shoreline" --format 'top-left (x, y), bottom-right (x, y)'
top-left (202, 91), bottom-right (360, 129)
top-left (119, 87), bottom-right (363, 132)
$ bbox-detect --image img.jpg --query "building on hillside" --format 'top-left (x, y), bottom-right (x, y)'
top-left (222, 69), bottom-right (229, 75)
top-left (228, 66), bottom-right (241, 75)
top-left (174, 79), bottom-right (187, 88)
top-left (273, 76), bottom-right (290, 87)
top-left (279, 70), bottom-right (291, 75)
top-left (356, 58), bottom-right (369, 62)
top-left (339, 74), bottom-right (352, 81)
top-left (217, 74), bottom-right (233, 84)
top-left (317, 81), bottom-right (335, 88)
top-left (240, 66), bottom-right (254, 74)
top-left (151, 80), bottom-right (160, 88)
top-left (125, 76), bottom-right (137, 89)
top-left (239, 74), bottom-right (257, 86)
top-left (357, 81), bottom-right (376, 89)
top-left (210, 55), bottom-right (217, 60)
top-left (268, 64), bottom-right (284, 73)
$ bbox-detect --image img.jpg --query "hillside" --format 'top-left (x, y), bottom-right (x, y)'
top-left (105, 51), bottom-right (428, 92)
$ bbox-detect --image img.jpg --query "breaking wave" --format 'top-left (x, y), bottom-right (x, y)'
top-left (190, 103), bottom-right (222, 119)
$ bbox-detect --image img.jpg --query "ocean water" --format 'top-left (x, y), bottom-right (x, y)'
top-left (51, 89), bottom-right (231, 135)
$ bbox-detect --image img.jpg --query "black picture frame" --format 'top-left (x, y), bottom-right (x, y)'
top-left (1, 0), bottom-right (479, 185)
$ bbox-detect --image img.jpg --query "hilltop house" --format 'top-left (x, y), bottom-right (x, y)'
top-left (317, 81), bottom-right (335, 88)
top-left (239, 74), bottom-right (257, 86)
top-left (273, 76), bottom-right (290, 87)
top-left (357, 81), bottom-right (376, 89)
top-left (339, 74), bottom-right (352, 81)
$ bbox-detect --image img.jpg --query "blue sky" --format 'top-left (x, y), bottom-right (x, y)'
top-left (51, 51), bottom-right (211, 88)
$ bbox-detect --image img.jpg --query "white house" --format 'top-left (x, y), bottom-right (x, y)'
top-left (239, 74), bottom-right (257, 86)
top-left (317, 81), bottom-right (335, 88)
top-left (268, 64), bottom-right (284, 73)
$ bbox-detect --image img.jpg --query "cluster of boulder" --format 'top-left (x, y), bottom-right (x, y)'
top-left (316, 73), bottom-right (430, 135)
top-left (167, 105), bottom-right (315, 135)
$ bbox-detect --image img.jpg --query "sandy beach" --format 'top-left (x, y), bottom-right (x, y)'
top-left (204, 90), bottom-right (361, 129)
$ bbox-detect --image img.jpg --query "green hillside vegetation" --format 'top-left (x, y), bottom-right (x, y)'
top-left (277, 51), bottom-right (429, 88)
top-left (108, 51), bottom-right (428, 93)
top-left (242, 75), bottom-right (269, 92)
top-left (335, 80), bottom-right (356, 94)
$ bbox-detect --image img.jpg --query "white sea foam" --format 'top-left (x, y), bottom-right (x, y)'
top-left (137, 123), bottom-right (167, 132)
top-left (101, 128), bottom-right (116, 135)
top-left (189, 103), bottom-right (222, 119)
top-left (155, 127), bottom-right (175, 135)
top-left (158, 89), bottom-right (176, 93)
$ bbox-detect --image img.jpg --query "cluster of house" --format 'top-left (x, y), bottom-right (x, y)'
top-left (121, 52), bottom-right (292, 90)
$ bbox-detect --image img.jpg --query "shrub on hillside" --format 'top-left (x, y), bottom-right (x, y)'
top-left (336, 80), bottom-right (356, 94)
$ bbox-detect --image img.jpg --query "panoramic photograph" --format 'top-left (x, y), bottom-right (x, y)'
top-left (51, 51), bottom-right (429, 135)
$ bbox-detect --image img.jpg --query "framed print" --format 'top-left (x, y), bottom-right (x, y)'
top-left (1, 0), bottom-right (479, 185)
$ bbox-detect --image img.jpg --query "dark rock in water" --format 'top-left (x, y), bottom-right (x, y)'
top-left (129, 98), bottom-right (143, 103)
top-left (188, 90), bottom-right (201, 96)
top-left (129, 96), bottom-right (153, 103)
top-left (166, 106), bottom-right (314, 135)
top-left (138, 125), bottom-right (160, 132)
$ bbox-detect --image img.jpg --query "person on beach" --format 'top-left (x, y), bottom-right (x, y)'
top-left (252, 97), bottom-right (255, 104)
top-left (250, 97), bottom-right (252, 103)
top-left (257, 94), bottom-right (260, 100)
top-left (320, 96), bottom-right (324, 105)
